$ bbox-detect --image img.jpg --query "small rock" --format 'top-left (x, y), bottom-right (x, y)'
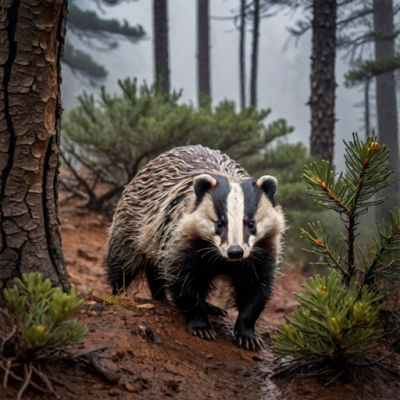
top-left (125, 383), bottom-right (137, 393)
top-left (92, 303), bottom-right (104, 313)
top-left (344, 383), bottom-right (357, 392)
top-left (108, 388), bottom-right (119, 396)
top-left (77, 248), bottom-right (98, 261)
top-left (92, 384), bottom-right (104, 390)
top-left (164, 365), bottom-right (179, 375)
top-left (252, 355), bottom-right (264, 362)
top-left (137, 303), bottom-right (155, 310)
top-left (205, 354), bottom-right (213, 359)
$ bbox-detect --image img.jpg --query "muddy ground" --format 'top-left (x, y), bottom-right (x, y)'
top-left (1, 191), bottom-right (400, 399)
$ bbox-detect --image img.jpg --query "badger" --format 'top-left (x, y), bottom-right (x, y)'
top-left (106, 145), bottom-right (286, 351)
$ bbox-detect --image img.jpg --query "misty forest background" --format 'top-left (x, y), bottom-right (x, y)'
top-left (61, 0), bottom-right (400, 268)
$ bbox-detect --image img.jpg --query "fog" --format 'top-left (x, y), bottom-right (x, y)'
top-left (63, 0), bottom-right (367, 168)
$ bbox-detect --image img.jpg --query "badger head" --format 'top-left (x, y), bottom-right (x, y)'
top-left (183, 173), bottom-right (285, 261)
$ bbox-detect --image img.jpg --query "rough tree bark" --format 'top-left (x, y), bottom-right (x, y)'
top-left (309, 0), bottom-right (337, 163)
top-left (239, 0), bottom-right (246, 110)
top-left (250, 0), bottom-right (259, 108)
top-left (373, 0), bottom-right (399, 219)
top-left (197, 0), bottom-right (210, 107)
top-left (0, 0), bottom-right (70, 291)
top-left (153, 0), bottom-right (170, 94)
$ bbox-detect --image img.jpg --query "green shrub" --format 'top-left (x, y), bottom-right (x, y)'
top-left (274, 269), bottom-right (383, 358)
top-left (0, 273), bottom-right (88, 398)
top-left (2, 272), bottom-right (88, 359)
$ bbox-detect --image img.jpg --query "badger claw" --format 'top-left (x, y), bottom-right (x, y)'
top-left (235, 332), bottom-right (263, 352)
top-left (188, 325), bottom-right (217, 341)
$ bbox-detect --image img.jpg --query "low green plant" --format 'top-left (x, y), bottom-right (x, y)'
top-left (274, 269), bottom-right (383, 358)
top-left (0, 273), bottom-right (88, 398)
top-left (3, 272), bottom-right (88, 358)
top-left (273, 134), bottom-right (400, 380)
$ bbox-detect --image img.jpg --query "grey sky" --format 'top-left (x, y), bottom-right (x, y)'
top-left (63, 0), bottom-right (366, 167)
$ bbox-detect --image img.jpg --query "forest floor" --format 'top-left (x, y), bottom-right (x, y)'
top-left (2, 188), bottom-right (400, 399)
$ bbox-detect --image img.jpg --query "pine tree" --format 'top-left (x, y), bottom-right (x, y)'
top-left (197, 0), bottom-right (211, 107)
top-left (273, 134), bottom-right (400, 379)
top-left (153, 0), bottom-right (170, 94)
top-left (240, 0), bottom-right (247, 110)
top-left (309, 0), bottom-right (337, 163)
top-left (250, 0), bottom-right (260, 108)
top-left (0, 0), bottom-right (70, 290)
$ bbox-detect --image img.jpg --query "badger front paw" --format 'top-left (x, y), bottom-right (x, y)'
top-left (187, 319), bottom-right (217, 341)
top-left (235, 328), bottom-right (263, 351)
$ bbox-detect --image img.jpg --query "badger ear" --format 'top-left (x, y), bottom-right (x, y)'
top-left (256, 175), bottom-right (278, 205)
top-left (193, 174), bottom-right (217, 202)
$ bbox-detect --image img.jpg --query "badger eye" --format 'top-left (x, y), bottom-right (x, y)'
top-left (247, 220), bottom-right (255, 230)
top-left (216, 220), bottom-right (224, 230)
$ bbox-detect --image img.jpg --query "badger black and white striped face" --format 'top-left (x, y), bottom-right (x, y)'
top-left (188, 173), bottom-right (285, 261)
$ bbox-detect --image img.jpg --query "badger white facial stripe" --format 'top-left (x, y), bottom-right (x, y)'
top-left (226, 182), bottom-right (245, 249)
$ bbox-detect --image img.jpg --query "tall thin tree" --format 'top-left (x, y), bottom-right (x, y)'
top-left (240, 0), bottom-right (247, 110)
top-left (373, 0), bottom-right (399, 219)
top-left (0, 0), bottom-right (70, 290)
top-left (250, 0), bottom-right (260, 108)
top-left (197, 0), bottom-right (211, 107)
top-left (153, 0), bottom-right (170, 93)
top-left (309, 0), bottom-right (337, 163)
top-left (364, 79), bottom-right (371, 141)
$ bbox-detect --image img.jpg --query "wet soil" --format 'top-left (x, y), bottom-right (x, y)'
top-left (1, 188), bottom-right (400, 399)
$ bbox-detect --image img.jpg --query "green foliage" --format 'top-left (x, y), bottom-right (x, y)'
top-left (63, 42), bottom-right (108, 85)
top-left (274, 270), bottom-right (383, 357)
top-left (61, 78), bottom-right (295, 210)
top-left (2, 273), bottom-right (88, 359)
top-left (344, 56), bottom-right (400, 88)
top-left (65, 2), bottom-right (146, 84)
top-left (68, 4), bottom-right (146, 44)
top-left (301, 135), bottom-right (393, 280)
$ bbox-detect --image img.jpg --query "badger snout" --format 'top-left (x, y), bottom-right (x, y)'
top-left (227, 246), bottom-right (244, 260)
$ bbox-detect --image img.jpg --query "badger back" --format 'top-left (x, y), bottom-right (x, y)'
top-left (108, 146), bottom-right (250, 271)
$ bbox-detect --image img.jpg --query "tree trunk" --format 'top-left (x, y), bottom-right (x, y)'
top-left (197, 0), bottom-right (210, 107)
top-left (250, 0), bottom-right (260, 108)
top-left (364, 78), bottom-right (370, 141)
top-left (240, 0), bottom-right (246, 110)
top-left (0, 0), bottom-right (70, 291)
top-left (309, 0), bottom-right (337, 163)
top-left (153, 0), bottom-right (170, 94)
top-left (373, 0), bottom-right (399, 220)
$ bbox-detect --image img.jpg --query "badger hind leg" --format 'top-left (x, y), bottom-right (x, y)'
top-left (145, 267), bottom-right (166, 301)
top-left (206, 303), bottom-right (228, 317)
top-left (107, 254), bottom-right (134, 295)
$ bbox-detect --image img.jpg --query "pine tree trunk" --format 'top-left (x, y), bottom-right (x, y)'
top-left (364, 79), bottom-right (370, 141)
top-left (153, 0), bottom-right (170, 94)
top-left (309, 0), bottom-right (337, 163)
top-left (0, 0), bottom-right (70, 291)
top-left (240, 0), bottom-right (246, 110)
top-left (197, 0), bottom-right (210, 107)
top-left (250, 0), bottom-right (259, 108)
top-left (373, 0), bottom-right (399, 220)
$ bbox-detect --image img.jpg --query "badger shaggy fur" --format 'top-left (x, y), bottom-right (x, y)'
top-left (107, 145), bottom-right (286, 351)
